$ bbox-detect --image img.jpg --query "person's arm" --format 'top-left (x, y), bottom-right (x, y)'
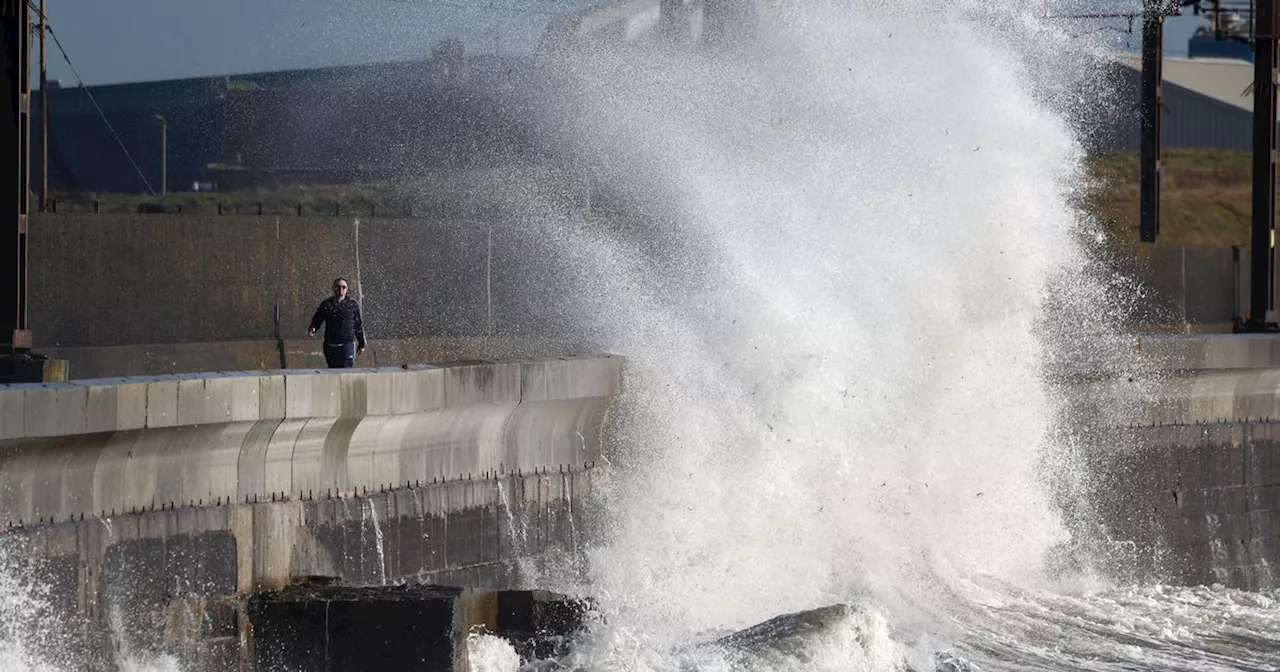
top-left (354, 303), bottom-right (366, 351)
top-left (308, 302), bottom-right (325, 337)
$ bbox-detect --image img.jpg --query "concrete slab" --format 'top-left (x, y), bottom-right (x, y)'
top-left (292, 418), bottom-right (336, 499)
top-left (262, 419), bottom-right (308, 501)
top-left (207, 376), bottom-right (237, 425)
top-left (283, 374), bottom-right (312, 420)
top-left (363, 371), bottom-right (394, 417)
top-left (115, 381), bottom-right (147, 432)
top-left (0, 387), bottom-right (22, 440)
top-left (339, 373), bottom-right (369, 418)
top-left (259, 374), bottom-right (286, 421)
top-left (146, 379), bottom-right (180, 429)
top-left (23, 386), bottom-right (63, 438)
top-left (177, 379), bottom-right (208, 427)
top-left (444, 363), bottom-right (520, 407)
top-left (228, 374), bottom-right (261, 423)
top-left (85, 383), bottom-right (118, 435)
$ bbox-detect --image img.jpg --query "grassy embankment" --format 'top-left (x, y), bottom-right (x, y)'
top-left (45, 182), bottom-right (409, 217)
top-left (45, 150), bottom-right (1261, 247)
top-left (1083, 149), bottom-right (1255, 247)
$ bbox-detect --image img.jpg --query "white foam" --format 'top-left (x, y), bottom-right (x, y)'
top-left (466, 632), bottom-right (523, 672)
top-left (502, 1), bottom-right (1117, 653)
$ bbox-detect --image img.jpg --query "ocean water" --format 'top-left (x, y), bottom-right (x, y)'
top-left (471, 0), bottom-right (1280, 670)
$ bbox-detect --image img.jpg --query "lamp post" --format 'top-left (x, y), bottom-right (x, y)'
top-left (153, 114), bottom-right (167, 197)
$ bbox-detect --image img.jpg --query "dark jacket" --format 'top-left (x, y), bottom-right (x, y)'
top-left (310, 296), bottom-right (365, 348)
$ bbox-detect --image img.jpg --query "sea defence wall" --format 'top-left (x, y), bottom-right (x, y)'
top-left (1075, 334), bottom-right (1280, 590)
top-left (38, 336), bottom-right (572, 381)
top-left (0, 355), bottom-right (622, 671)
top-left (27, 213), bottom-right (578, 349)
top-left (25, 214), bottom-right (1256, 382)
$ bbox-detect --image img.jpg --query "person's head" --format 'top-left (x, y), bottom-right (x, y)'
top-left (332, 277), bottom-right (349, 298)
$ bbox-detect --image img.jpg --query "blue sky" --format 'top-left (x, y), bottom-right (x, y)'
top-left (43, 1), bottom-right (1210, 86)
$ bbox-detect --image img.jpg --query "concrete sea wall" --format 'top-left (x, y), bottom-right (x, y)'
top-left (5, 471), bottom-right (596, 670)
top-left (25, 215), bottom-right (1255, 368)
top-left (0, 355), bottom-right (621, 671)
top-left (1073, 334), bottom-right (1280, 590)
top-left (0, 355), bottom-right (620, 525)
top-left (28, 213), bottom-right (575, 349)
top-left (39, 335), bottom-right (572, 381)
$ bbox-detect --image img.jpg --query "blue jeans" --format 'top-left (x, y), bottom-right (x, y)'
top-left (323, 341), bottom-right (356, 368)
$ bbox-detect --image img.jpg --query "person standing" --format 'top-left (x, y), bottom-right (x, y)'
top-left (308, 278), bottom-right (366, 368)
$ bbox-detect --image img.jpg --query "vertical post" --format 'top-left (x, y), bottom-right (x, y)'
top-left (659, 0), bottom-right (683, 45)
top-left (486, 224), bottom-right (493, 337)
top-left (154, 114), bottom-right (167, 197)
top-left (37, 0), bottom-right (44, 212)
top-left (1249, 0), bottom-right (1279, 331)
top-left (1139, 1), bottom-right (1164, 243)
top-left (0, 0), bottom-right (31, 353)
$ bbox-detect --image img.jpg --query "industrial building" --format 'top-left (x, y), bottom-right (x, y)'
top-left (33, 0), bottom-right (767, 196)
top-left (31, 3), bottom-right (1270, 195)
top-left (33, 49), bottom-right (547, 195)
top-left (1102, 52), bottom-right (1263, 152)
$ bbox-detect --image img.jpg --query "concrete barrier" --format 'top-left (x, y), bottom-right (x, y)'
top-left (7, 470), bottom-right (599, 671)
top-left (1064, 334), bottom-right (1280, 590)
top-left (0, 355), bottom-right (621, 527)
top-left (0, 354), bottom-right (621, 671)
top-left (28, 214), bottom-right (577, 349)
top-left (40, 336), bottom-right (579, 380)
top-left (1132, 333), bottom-right (1280, 371)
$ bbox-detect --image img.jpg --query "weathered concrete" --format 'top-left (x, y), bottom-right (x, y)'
top-left (1086, 423), bottom-right (1280, 590)
top-left (28, 214), bottom-right (571, 349)
top-left (0, 355), bottom-right (620, 670)
top-left (27, 216), bottom-right (1251, 360)
top-left (1131, 333), bottom-right (1280, 371)
top-left (245, 583), bottom-right (584, 672)
top-left (40, 335), bottom-right (574, 381)
top-left (1071, 334), bottom-right (1280, 590)
top-left (0, 356), bottom-right (619, 525)
top-left (1122, 243), bottom-right (1244, 331)
top-left (5, 471), bottom-right (596, 671)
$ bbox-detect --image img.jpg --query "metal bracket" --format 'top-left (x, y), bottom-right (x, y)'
top-left (17, 213), bottom-right (26, 233)
top-left (10, 329), bottom-right (31, 350)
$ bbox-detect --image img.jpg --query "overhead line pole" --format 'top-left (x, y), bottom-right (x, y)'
top-left (1, 0), bottom-right (31, 357)
top-left (1248, 0), bottom-right (1279, 331)
top-left (1139, 0), bottom-right (1165, 243)
top-left (38, 0), bottom-right (45, 212)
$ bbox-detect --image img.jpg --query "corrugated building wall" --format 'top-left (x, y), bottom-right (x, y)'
top-left (1095, 55), bottom-right (1261, 153)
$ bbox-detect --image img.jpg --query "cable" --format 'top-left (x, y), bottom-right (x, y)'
top-left (35, 14), bottom-right (156, 195)
top-left (372, 0), bottom-right (565, 15)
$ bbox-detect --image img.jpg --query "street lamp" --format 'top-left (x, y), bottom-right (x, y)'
top-left (153, 114), bottom-right (167, 197)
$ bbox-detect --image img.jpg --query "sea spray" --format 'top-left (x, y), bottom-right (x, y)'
top-left (453, 0), bottom-right (1138, 664)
